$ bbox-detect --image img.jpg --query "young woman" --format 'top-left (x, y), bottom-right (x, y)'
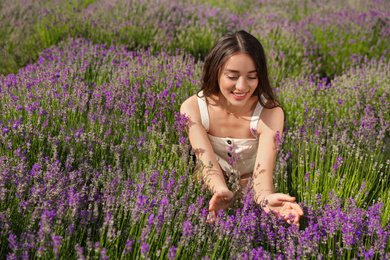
top-left (180, 30), bottom-right (303, 225)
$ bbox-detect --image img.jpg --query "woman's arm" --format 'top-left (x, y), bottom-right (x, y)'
top-left (252, 105), bottom-right (283, 203)
top-left (180, 96), bottom-right (234, 223)
top-left (180, 95), bottom-right (228, 193)
top-left (253, 105), bottom-right (304, 225)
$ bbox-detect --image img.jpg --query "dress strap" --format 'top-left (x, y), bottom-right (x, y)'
top-left (249, 94), bottom-right (267, 139)
top-left (197, 91), bottom-right (210, 132)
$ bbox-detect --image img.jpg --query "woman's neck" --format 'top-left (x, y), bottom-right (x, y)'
top-left (214, 93), bottom-right (257, 116)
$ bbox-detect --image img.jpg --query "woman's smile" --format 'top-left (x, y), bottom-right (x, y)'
top-left (231, 92), bottom-right (248, 100)
top-left (218, 53), bottom-right (258, 111)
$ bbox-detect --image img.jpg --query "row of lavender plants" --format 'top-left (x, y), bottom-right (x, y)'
top-left (0, 0), bottom-right (389, 259)
top-left (1, 0), bottom-right (389, 81)
top-left (1, 38), bottom-right (389, 258)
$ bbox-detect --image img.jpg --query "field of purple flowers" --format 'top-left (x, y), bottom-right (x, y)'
top-left (1, 0), bottom-right (390, 259)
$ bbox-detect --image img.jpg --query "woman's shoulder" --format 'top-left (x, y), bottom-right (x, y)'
top-left (257, 100), bottom-right (284, 136)
top-left (180, 94), bottom-right (197, 112)
top-left (180, 94), bottom-right (201, 120)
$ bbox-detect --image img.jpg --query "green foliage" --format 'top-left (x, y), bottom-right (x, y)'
top-left (1, 0), bottom-right (390, 258)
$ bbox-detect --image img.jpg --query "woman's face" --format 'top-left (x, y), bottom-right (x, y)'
top-left (218, 53), bottom-right (258, 109)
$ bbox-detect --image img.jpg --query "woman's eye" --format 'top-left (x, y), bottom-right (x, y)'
top-left (227, 75), bottom-right (256, 80)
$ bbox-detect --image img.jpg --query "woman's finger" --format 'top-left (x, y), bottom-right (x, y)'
top-left (290, 202), bottom-right (304, 216)
top-left (206, 213), bottom-right (211, 223)
top-left (288, 209), bottom-right (302, 225)
top-left (275, 194), bottom-right (296, 203)
top-left (283, 212), bottom-right (290, 221)
top-left (209, 200), bottom-right (215, 212)
top-left (211, 212), bottom-right (216, 224)
top-left (283, 207), bottom-right (300, 223)
top-left (295, 214), bottom-right (300, 224)
top-left (209, 195), bottom-right (218, 211)
top-left (206, 211), bottom-right (216, 224)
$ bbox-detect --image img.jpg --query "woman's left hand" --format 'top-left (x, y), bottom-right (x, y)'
top-left (262, 193), bottom-right (304, 226)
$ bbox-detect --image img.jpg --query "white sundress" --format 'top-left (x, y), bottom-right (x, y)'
top-left (196, 91), bottom-right (267, 181)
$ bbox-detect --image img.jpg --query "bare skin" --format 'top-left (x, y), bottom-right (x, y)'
top-left (181, 53), bottom-right (304, 225)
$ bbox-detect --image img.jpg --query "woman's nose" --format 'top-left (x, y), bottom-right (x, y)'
top-left (235, 77), bottom-right (247, 91)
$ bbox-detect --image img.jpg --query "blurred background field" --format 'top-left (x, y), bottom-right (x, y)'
top-left (0, 0), bottom-right (390, 259)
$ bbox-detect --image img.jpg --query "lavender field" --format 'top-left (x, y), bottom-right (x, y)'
top-left (1, 0), bottom-right (390, 259)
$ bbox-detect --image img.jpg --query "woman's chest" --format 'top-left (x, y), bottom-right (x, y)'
top-left (207, 108), bottom-right (255, 139)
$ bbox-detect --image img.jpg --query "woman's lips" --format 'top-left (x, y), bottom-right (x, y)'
top-left (232, 92), bottom-right (248, 100)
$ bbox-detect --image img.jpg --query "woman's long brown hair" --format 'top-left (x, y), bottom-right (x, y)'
top-left (199, 30), bottom-right (279, 109)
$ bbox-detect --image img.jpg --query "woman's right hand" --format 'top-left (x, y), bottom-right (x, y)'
top-left (207, 188), bottom-right (234, 224)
